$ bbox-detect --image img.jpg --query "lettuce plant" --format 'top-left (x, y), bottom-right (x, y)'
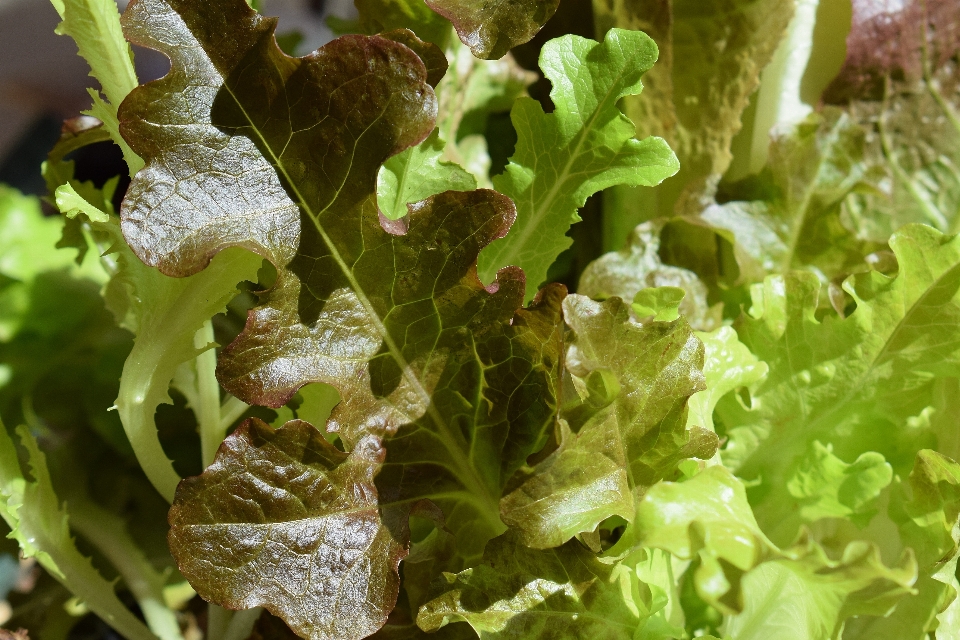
top-left (2, 0), bottom-right (960, 639)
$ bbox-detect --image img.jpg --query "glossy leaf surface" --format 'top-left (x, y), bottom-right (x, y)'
top-left (169, 418), bottom-right (403, 640)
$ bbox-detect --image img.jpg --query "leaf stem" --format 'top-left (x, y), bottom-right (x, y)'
top-left (68, 500), bottom-right (184, 640)
top-left (194, 321), bottom-right (223, 468)
top-left (218, 396), bottom-right (249, 436)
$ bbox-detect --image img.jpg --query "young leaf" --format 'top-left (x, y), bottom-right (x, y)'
top-left (578, 220), bottom-right (718, 331)
top-left (686, 327), bottom-right (767, 436)
top-left (50, 0), bottom-right (143, 174)
top-left (499, 294), bottom-right (717, 549)
top-left (718, 224), bottom-right (960, 544)
top-left (417, 533), bottom-right (659, 639)
top-left (48, 173), bottom-right (262, 502)
top-left (477, 28), bottom-right (679, 301)
top-left (0, 419), bottom-right (157, 640)
top-left (786, 441), bottom-right (893, 527)
top-left (377, 130), bottom-right (476, 221)
top-left (425, 0), bottom-right (560, 59)
top-left (638, 466), bottom-right (917, 635)
top-left (169, 418), bottom-right (403, 640)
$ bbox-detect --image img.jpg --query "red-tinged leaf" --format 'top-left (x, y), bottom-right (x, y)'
top-left (169, 419), bottom-right (405, 640)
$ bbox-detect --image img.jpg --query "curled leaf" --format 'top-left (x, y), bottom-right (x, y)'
top-left (169, 419), bottom-right (405, 640)
top-left (426, 0), bottom-right (560, 59)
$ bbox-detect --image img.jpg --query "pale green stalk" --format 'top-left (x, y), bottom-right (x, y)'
top-left (68, 500), bottom-right (184, 640)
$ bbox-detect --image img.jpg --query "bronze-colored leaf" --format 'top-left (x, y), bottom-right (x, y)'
top-left (426, 0), bottom-right (561, 59)
top-left (169, 419), bottom-right (404, 640)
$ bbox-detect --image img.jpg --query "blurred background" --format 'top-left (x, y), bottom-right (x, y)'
top-left (0, 0), bottom-right (357, 197)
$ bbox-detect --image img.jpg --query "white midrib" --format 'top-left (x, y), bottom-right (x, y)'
top-left (218, 75), bottom-right (502, 527)
top-left (490, 52), bottom-right (638, 271)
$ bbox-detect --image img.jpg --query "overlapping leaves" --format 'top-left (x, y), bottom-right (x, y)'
top-left (118, 0), bottom-right (564, 635)
top-left (477, 29), bottom-right (680, 301)
top-left (500, 293), bottom-right (717, 549)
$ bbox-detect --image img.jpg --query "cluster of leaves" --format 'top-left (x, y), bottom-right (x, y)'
top-left (3, 0), bottom-right (960, 639)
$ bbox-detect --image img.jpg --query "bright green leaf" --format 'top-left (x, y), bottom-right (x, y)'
top-left (377, 130), bottom-right (476, 221)
top-left (786, 441), bottom-right (892, 527)
top-left (477, 28), bottom-right (680, 301)
top-left (50, 0), bottom-right (143, 174)
top-left (637, 466), bottom-right (917, 637)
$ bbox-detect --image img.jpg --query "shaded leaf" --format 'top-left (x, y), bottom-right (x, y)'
top-left (499, 294), bottom-right (716, 548)
top-left (354, 0), bottom-right (452, 48)
top-left (701, 109), bottom-right (880, 283)
top-left (477, 28), bottom-right (679, 301)
top-left (594, 0), bottom-right (795, 231)
top-left (434, 37), bottom-right (536, 187)
top-left (417, 533), bottom-right (661, 639)
top-left (0, 419), bottom-right (156, 640)
top-left (169, 418), bottom-right (403, 640)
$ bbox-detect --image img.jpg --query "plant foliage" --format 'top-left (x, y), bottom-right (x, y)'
top-left (3, 0), bottom-right (960, 639)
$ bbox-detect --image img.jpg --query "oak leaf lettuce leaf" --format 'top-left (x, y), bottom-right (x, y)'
top-left (169, 418), bottom-right (403, 640)
top-left (118, 0), bottom-right (565, 584)
top-left (499, 294), bottom-right (718, 549)
top-left (477, 28), bottom-right (680, 301)
top-left (425, 0), bottom-right (560, 60)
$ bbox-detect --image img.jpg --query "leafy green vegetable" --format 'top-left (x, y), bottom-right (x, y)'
top-left (51, 0), bottom-right (142, 174)
top-left (719, 224), bottom-right (960, 540)
top-left (418, 534), bottom-right (673, 639)
top-left (377, 130), bottom-right (476, 221)
top-left (0, 419), bottom-right (156, 640)
top-left (477, 28), bottom-right (679, 301)
top-left (499, 294), bottom-right (717, 549)
top-left (787, 441), bottom-right (892, 527)
top-left (702, 109), bottom-right (878, 282)
top-left (637, 466), bottom-right (917, 635)
top-left (12, 0), bottom-right (960, 638)
top-left (169, 418), bottom-right (404, 640)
